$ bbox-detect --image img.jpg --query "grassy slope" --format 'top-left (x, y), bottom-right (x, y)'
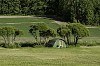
top-left (89, 28), bottom-right (100, 37)
top-left (0, 18), bottom-right (59, 37)
top-left (0, 47), bottom-right (100, 66)
top-left (0, 17), bottom-right (100, 43)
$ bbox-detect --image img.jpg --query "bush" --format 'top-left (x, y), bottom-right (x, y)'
top-left (0, 43), bottom-right (5, 47)
top-left (20, 42), bottom-right (36, 47)
top-left (34, 45), bottom-right (45, 48)
top-left (0, 41), bottom-right (46, 48)
top-left (0, 43), bottom-right (21, 48)
top-left (86, 43), bottom-right (96, 46)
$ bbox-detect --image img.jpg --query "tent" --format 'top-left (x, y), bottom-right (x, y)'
top-left (46, 39), bottom-right (67, 48)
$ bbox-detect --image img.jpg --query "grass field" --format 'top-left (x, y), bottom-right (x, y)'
top-left (89, 28), bottom-right (100, 37)
top-left (0, 46), bottom-right (100, 66)
top-left (0, 18), bottom-right (59, 37)
top-left (0, 17), bottom-right (100, 37)
top-left (0, 17), bottom-right (100, 43)
top-left (0, 16), bottom-right (100, 66)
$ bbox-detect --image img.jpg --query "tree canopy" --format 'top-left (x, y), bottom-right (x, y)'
top-left (57, 25), bottom-right (71, 46)
top-left (29, 23), bottom-right (56, 45)
top-left (0, 0), bottom-right (100, 25)
top-left (68, 23), bottom-right (89, 46)
top-left (0, 26), bottom-right (23, 47)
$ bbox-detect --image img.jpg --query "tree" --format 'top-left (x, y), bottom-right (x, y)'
top-left (29, 24), bottom-right (39, 43)
top-left (0, 27), bottom-right (23, 47)
top-left (69, 23), bottom-right (89, 46)
top-left (57, 25), bottom-right (71, 47)
top-left (29, 23), bottom-right (56, 45)
top-left (29, 23), bottom-right (49, 44)
top-left (40, 28), bottom-right (56, 45)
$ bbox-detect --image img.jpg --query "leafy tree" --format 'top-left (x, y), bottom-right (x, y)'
top-left (29, 23), bottom-right (56, 45)
top-left (0, 27), bottom-right (23, 47)
top-left (37, 23), bottom-right (49, 44)
top-left (57, 25), bottom-right (71, 47)
top-left (0, 0), bottom-right (99, 25)
top-left (40, 28), bottom-right (56, 44)
top-left (29, 24), bottom-right (39, 43)
top-left (29, 23), bottom-right (49, 44)
top-left (69, 23), bottom-right (89, 46)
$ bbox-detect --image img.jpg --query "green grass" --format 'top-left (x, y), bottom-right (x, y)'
top-left (0, 46), bottom-right (100, 66)
top-left (0, 17), bottom-right (100, 37)
top-left (0, 17), bottom-right (100, 66)
top-left (0, 18), bottom-right (59, 37)
top-left (88, 28), bottom-right (100, 37)
top-left (0, 17), bottom-right (100, 43)
top-left (0, 18), bottom-right (54, 23)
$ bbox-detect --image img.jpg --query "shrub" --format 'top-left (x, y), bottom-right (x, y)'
top-left (0, 43), bottom-right (5, 47)
top-left (20, 42), bottom-right (36, 47)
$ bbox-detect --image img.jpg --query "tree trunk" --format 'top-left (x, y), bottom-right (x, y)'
top-left (40, 36), bottom-right (42, 45)
top-left (2, 36), bottom-right (7, 46)
top-left (66, 36), bottom-right (69, 46)
top-left (75, 36), bottom-right (79, 47)
top-left (44, 37), bottom-right (47, 46)
top-left (74, 36), bottom-right (76, 45)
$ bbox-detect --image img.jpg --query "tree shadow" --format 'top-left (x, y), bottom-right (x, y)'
top-left (35, 15), bottom-right (66, 22)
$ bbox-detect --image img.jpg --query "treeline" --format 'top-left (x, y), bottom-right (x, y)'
top-left (0, 0), bottom-right (100, 25)
top-left (0, 0), bottom-right (46, 15)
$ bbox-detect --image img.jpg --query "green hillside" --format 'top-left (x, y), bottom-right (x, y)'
top-left (0, 17), bottom-right (100, 37)
top-left (0, 18), bottom-right (59, 37)
top-left (88, 28), bottom-right (100, 37)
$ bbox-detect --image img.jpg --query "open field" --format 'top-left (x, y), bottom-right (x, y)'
top-left (0, 16), bottom-right (100, 66)
top-left (0, 46), bottom-right (100, 66)
top-left (0, 16), bottom-right (100, 43)
top-left (0, 17), bottom-right (100, 36)
top-left (0, 17), bottom-right (59, 37)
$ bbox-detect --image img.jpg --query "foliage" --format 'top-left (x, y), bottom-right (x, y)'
top-left (69, 23), bottom-right (89, 46)
top-left (19, 42), bottom-right (36, 47)
top-left (0, 0), bottom-right (100, 25)
top-left (0, 26), bottom-right (23, 48)
top-left (29, 24), bottom-right (39, 43)
top-left (0, 18), bottom-right (59, 37)
top-left (57, 25), bottom-right (71, 46)
top-left (29, 23), bottom-right (56, 45)
top-left (0, 0), bottom-right (46, 15)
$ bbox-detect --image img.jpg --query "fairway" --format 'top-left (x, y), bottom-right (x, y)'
top-left (0, 17), bottom-right (100, 43)
top-left (0, 46), bottom-right (100, 66)
top-left (0, 17), bottom-right (59, 37)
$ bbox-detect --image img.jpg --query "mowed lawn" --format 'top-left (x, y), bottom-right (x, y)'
top-left (0, 17), bottom-right (59, 37)
top-left (0, 46), bottom-right (100, 66)
top-left (0, 17), bottom-right (100, 37)
top-left (0, 17), bottom-right (100, 43)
